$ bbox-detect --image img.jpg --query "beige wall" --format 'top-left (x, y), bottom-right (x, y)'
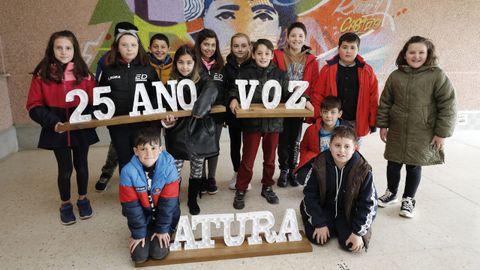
top-left (0, 0), bottom-right (478, 136)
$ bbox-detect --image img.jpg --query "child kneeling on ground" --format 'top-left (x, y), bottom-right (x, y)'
top-left (298, 126), bottom-right (377, 252)
top-left (119, 127), bottom-right (180, 264)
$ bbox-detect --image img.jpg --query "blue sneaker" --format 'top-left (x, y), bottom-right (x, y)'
top-left (60, 203), bottom-right (76, 225)
top-left (77, 198), bottom-right (94, 220)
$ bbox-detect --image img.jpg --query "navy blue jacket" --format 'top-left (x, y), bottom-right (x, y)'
top-left (119, 151), bottom-right (180, 239)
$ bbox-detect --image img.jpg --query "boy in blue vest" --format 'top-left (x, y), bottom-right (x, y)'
top-left (119, 127), bottom-right (180, 264)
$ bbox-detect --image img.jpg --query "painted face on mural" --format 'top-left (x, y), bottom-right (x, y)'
top-left (287, 27), bottom-right (306, 54)
top-left (177, 54), bottom-right (195, 77)
top-left (118, 34), bottom-right (139, 63)
top-left (54, 37), bottom-right (74, 64)
top-left (204, 0), bottom-right (281, 57)
top-left (338, 41), bottom-right (359, 65)
top-left (200, 37), bottom-right (217, 60)
top-left (149, 39), bottom-right (169, 62)
top-left (404, 42), bottom-right (427, 69)
top-left (231, 36), bottom-right (250, 62)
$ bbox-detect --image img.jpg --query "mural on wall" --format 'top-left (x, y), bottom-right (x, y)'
top-left (88, 0), bottom-right (401, 81)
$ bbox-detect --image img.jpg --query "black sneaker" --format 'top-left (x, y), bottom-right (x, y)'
top-left (233, 190), bottom-right (246, 209)
top-left (277, 169), bottom-right (289, 187)
top-left (95, 174), bottom-right (111, 192)
top-left (77, 198), bottom-right (94, 220)
top-left (378, 189), bottom-right (398, 208)
top-left (261, 186), bottom-right (279, 204)
top-left (399, 197), bottom-right (416, 218)
top-left (60, 203), bottom-right (76, 225)
top-left (206, 178), bottom-right (218, 195)
top-left (288, 170), bottom-right (299, 187)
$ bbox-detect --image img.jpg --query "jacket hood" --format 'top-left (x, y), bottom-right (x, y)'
top-left (326, 54), bottom-right (366, 68)
top-left (398, 64), bottom-right (438, 74)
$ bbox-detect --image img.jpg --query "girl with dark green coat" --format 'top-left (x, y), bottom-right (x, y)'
top-left (375, 36), bottom-right (456, 218)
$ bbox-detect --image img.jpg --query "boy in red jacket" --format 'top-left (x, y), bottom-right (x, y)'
top-left (314, 32), bottom-right (378, 139)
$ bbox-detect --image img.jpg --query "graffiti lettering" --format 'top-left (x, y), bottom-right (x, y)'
top-left (340, 16), bottom-right (381, 33)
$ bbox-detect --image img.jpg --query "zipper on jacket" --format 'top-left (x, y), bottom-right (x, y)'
top-left (334, 166), bottom-right (344, 218)
top-left (63, 80), bottom-right (71, 147)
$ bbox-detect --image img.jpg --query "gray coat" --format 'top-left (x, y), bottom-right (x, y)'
top-left (376, 65), bottom-right (456, 166)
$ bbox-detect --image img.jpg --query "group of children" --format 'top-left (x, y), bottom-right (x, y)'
top-left (26, 20), bottom-right (456, 262)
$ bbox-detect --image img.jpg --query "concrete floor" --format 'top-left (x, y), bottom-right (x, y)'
top-left (0, 130), bottom-right (479, 270)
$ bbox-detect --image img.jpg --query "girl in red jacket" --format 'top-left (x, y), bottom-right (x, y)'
top-left (26, 30), bottom-right (98, 225)
top-left (273, 22), bottom-right (320, 188)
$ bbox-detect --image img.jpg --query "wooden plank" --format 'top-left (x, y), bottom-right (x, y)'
top-left (57, 105), bottom-right (226, 132)
top-left (235, 103), bottom-right (313, 118)
top-left (136, 232), bottom-right (312, 267)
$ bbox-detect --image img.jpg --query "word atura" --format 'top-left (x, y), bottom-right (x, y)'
top-left (65, 79), bottom-right (309, 123)
top-left (170, 208), bottom-right (302, 250)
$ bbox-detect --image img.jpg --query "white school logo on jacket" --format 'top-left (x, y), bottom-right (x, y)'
top-left (135, 74), bottom-right (148, 82)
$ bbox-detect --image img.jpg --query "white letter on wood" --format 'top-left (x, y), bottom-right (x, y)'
top-left (236, 79), bottom-right (259, 109)
top-left (276, 208), bottom-right (302, 242)
top-left (170, 216), bottom-right (197, 251)
top-left (221, 213), bottom-right (248, 247)
top-left (129, 83), bottom-right (154, 116)
top-left (66, 89), bottom-right (91, 123)
top-left (192, 214), bottom-right (224, 249)
top-left (285, 81), bottom-right (309, 109)
top-left (261, 80), bottom-right (281, 109)
top-left (242, 211), bottom-right (277, 245)
top-left (152, 80), bottom-right (177, 113)
top-left (92, 86), bottom-right (115, 120)
top-left (176, 79), bottom-right (197, 111)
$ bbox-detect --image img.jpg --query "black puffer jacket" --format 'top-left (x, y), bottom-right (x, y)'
top-left (224, 54), bottom-right (252, 126)
top-left (199, 62), bottom-right (225, 124)
top-left (99, 60), bottom-right (159, 116)
top-left (228, 61), bottom-right (290, 133)
top-left (164, 75), bottom-right (219, 160)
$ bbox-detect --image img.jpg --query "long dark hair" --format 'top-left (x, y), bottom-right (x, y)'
top-left (107, 33), bottom-right (149, 67)
top-left (396, 36), bottom-right (438, 67)
top-left (32, 30), bottom-right (91, 84)
top-left (194, 28), bottom-right (224, 69)
top-left (170, 45), bottom-right (200, 83)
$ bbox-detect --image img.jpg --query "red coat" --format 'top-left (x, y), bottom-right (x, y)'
top-left (26, 63), bottom-right (98, 149)
top-left (296, 118), bottom-right (322, 172)
top-left (273, 48), bottom-right (320, 122)
top-left (315, 55), bottom-right (378, 137)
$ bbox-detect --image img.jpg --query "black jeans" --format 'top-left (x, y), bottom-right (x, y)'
top-left (53, 146), bottom-right (90, 201)
top-left (108, 123), bottom-right (147, 172)
top-left (278, 118), bottom-right (303, 170)
top-left (387, 161), bottom-right (422, 198)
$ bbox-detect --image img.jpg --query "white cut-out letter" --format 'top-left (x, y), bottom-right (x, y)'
top-left (152, 80), bottom-right (177, 113)
top-left (170, 216), bottom-right (197, 251)
top-left (285, 81), bottom-right (309, 109)
top-left (261, 80), bottom-right (281, 109)
top-left (176, 79), bottom-right (197, 111)
top-left (241, 211), bottom-right (277, 245)
top-left (66, 89), bottom-right (91, 123)
top-left (236, 79), bottom-right (259, 109)
top-left (192, 214), bottom-right (226, 249)
top-left (276, 208), bottom-right (302, 242)
top-left (92, 86), bottom-right (115, 120)
top-left (129, 83), bottom-right (154, 116)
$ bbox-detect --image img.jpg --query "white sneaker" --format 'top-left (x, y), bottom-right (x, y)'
top-left (228, 172), bottom-right (237, 190)
top-left (399, 197), bottom-right (416, 218)
top-left (228, 172), bottom-right (251, 190)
